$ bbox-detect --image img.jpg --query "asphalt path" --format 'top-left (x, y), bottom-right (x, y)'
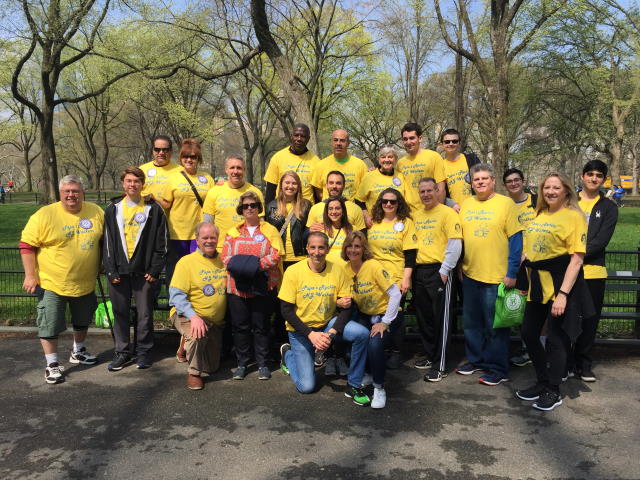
top-left (1, 332), bottom-right (639, 479)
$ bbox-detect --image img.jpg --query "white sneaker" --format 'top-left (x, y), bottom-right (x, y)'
top-left (45, 363), bottom-right (65, 384)
top-left (325, 357), bottom-right (337, 376)
top-left (69, 347), bottom-right (97, 365)
top-left (371, 387), bottom-right (386, 409)
top-left (336, 357), bottom-right (349, 377)
top-left (361, 373), bottom-right (373, 387)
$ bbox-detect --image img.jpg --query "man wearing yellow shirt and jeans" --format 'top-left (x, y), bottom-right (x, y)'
top-left (310, 129), bottom-right (368, 201)
top-left (20, 175), bottom-right (104, 384)
top-left (169, 222), bottom-right (228, 390)
top-left (398, 122), bottom-right (447, 209)
top-left (278, 232), bottom-right (371, 406)
top-left (202, 155), bottom-right (264, 251)
top-left (264, 123), bottom-right (321, 204)
top-left (457, 164), bottom-right (523, 385)
top-left (571, 160), bottom-right (618, 382)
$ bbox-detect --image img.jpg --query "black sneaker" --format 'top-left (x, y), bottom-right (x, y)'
top-left (414, 358), bottom-right (432, 370)
top-left (580, 368), bottom-right (596, 382)
top-left (232, 366), bottom-right (247, 380)
top-left (344, 385), bottom-right (371, 406)
top-left (532, 390), bottom-right (562, 411)
top-left (108, 353), bottom-right (131, 372)
top-left (44, 362), bottom-right (65, 384)
top-left (424, 369), bottom-right (447, 382)
top-left (516, 383), bottom-right (546, 401)
top-left (69, 347), bottom-right (97, 365)
top-left (314, 350), bottom-right (327, 367)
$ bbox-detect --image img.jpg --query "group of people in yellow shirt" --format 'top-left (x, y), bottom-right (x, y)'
top-left (19, 123), bottom-right (617, 413)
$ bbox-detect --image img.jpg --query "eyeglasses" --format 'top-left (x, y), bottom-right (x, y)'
top-left (442, 139), bottom-right (460, 145)
top-left (181, 154), bottom-right (198, 160)
top-left (242, 202), bottom-right (260, 210)
top-left (61, 189), bottom-right (82, 195)
top-left (382, 198), bottom-right (398, 205)
top-left (505, 178), bottom-right (523, 185)
top-left (153, 147), bottom-right (171, 153)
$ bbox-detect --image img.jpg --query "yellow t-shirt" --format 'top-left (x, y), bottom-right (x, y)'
top-left (459, 194), bottom-right (523, 284)
top-left (139, 161), bottom-right (180, 198)
top-left (413, 204), bottom-right (463, 264)
top-left (344, 259), bottom-right (395, 316)
top-left (367, 218), bottom-right (418, 285)
top-left (306, 200), bottom-right (366, 230)
top-left (263, 147), bottom-right (320, 202)
top-left (513, 193), bottom-right (537, 228)
top-left (161, 170), bottom-right (214, 240)
top-left (202, 181), bottom-right (264, 250)
top-left (169, 251), bottom-right (227, 325)
top-left (278, 259), bottom-right (352, 331)
top-left (524, 208), bottom-right (587, 302)
top-left (283, 203), bottom-right (307, 263)
top-left (21, 202), bottom-right (105, 297)
top-left (355, 169), bottom-right (408, 212)
top-left (578, 196), bottom-right (608, 279)
top-left (397, 149), bottom-right (447, 210)
top-left (443, 154), bottom-right (472, 206)
top-left (324, 227), bottom-right (349, 265)
top-left (310, 154), bottom-right (368, 201)
top-left (122, 198), bottom-right (146, 259)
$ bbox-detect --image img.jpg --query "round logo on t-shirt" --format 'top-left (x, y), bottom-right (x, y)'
top-left (79, 219), bottom-right (93, 229)
top-left (147, 168), bottom-right (157, 178)
top-left (393, 221), bottom-right (405, 232)
top-left (134, 212), bottom-right (147, 224)
top-left (392, 177), bottom-right (401, 186)
top-left (254, 233), bottom-right (265, 242)
top-left (202, 284), bottom-right (215, 296)
top-left (198, 176), bottom-right (208, 184)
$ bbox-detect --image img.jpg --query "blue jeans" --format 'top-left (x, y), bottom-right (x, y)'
top-left (357, 311), bottom-right (403, 387)
top-left (462, 276), bottom-right (510, 378)
top-left (285, 317), bottom-right (369, 394)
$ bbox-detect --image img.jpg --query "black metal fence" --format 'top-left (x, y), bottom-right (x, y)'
top-left (1, 246), bottom-right (638, 338)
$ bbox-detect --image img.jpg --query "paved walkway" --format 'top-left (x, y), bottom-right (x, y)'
top-left (2, 332), bottom-right (639, 479)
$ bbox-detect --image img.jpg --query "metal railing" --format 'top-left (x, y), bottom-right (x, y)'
top-left (1, 246), bottom-right (638, 339)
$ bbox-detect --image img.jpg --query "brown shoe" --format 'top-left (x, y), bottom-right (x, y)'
top-left (176, 335), bottom-right (187, 363)
top-left (187, 374), bottom-right (203, 390)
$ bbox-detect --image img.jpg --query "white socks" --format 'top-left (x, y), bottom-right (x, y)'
top-left (45, 353), bottom-right (58, 366)
top-left (73, 341), bottom-right (84, 353)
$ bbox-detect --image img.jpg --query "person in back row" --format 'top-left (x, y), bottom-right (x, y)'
top-left (457, 163), bottom-right (523, 386)
top-left (278, 232), bottom-right (371, 406)
top-left (438, 128), bottom-right (480, 210)
top-left (103, 166), bottom-right (168, 371)
top-left (311, 129), bottom-right (368, 201)
top-left (20, 175), bottom-right (104, 384)
top-left (139, 135), bottom-right (180, 203)
top-left (264, 123), bottom-right (320, 204)
top-left (398, 122), bottom-right (446, 210)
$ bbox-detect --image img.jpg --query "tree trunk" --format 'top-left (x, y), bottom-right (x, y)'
top-left (251, 0), bottom-right (318, 153)
top-left (454, 9), bottom-right (466, 143)
top-left (23, 147), bottom-right (33, 192)
top-left (40, 103), bottom-right (59, 204)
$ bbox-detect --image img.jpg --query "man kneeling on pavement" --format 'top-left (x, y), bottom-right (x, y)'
top-left (169, 222), bottom-right (227, 390)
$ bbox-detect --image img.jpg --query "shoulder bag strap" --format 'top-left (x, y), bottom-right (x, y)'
top-left (180, 171), bottom-right (204, 208)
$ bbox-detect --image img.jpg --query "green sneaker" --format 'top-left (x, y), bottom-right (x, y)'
top-left (345, 385), bottom-right (371, 406)
top-left (280, 343), bottom-right (291, 376)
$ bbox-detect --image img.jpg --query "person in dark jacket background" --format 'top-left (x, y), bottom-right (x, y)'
top-left (572, 160), bottom-right (618, 381)
top-left (103, 166), bottom-right (168, 371)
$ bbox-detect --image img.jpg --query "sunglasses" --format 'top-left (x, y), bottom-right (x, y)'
top-left (382, 198), bottom-right (398, 205)
top-left (181, 154), bottom-right (198, 160)
top-left (442, 139), bottom-right (460, 145)
top-left (153, 147), bottom-right (171, 153)
top-left (242, 202), bottom-right (260, 210)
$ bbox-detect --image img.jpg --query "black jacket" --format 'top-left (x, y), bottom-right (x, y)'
top-left (103, 196), bottom-right (168, 281)
top-left (264, 199), bottom-right (311, 258)
top-left (584, 193), bottom-right (618, 268)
